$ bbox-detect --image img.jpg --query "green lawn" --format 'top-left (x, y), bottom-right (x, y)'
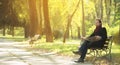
top-left (32, 40), bottom-right (120, 64)
top-left (0, 35), bottom-right (26, 42)
top-left (32, 40), bottom-right (80, 56)
top-left (111, 44), bottom-right (120, 64)
top-left (32, 40), bottom-right (120, 56)
top-left (0, 36), bottom-right (119, 64)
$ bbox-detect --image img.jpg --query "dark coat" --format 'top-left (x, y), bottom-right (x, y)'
top-left (89, 27), bottom-right (107, 48)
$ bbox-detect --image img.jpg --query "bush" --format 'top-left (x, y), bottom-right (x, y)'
top-left (105, 24), bottom-right (120, 44)
top-left (53, 30), bottom-right (63, 39)
top-left (14, 27), bottom-right (24, 36)
top-left (113, 31), bottom-right (120, 44)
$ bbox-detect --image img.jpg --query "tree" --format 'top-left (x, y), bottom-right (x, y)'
top-left (43, 0), bottom-right (53, 42)
top-left (94, 0), bottom-right (103, 20)
top-left (63, 0), bottom-right (80, 43)
top-left (11, 0), bottom-right (29, 38)
top-left (113, 0), bottom-right (117, 23)
top-left (28, 0), bottom-right (39, 37)
top-left (81, 0), bottom-right (86, 37)
top-left (38, 0), bottom-right (43, 35)
top-left (2, 22), bottom-right (6, 36)
top-left (78, 26), bottom-right (81, 39)
top-left (105, 0), bottom-right (112, 25)
top-left (0, 0), bottom-right (10, 36)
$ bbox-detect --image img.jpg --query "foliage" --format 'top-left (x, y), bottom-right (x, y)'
top-left (31, 40), bottom-right (120, 61)
top-left (14, 27), bottom-right (24, 36)
top-left (113, 31), bottom-right (120, 44)
top-left (0, 0), bottom-right (119, 43)
top-left (12, 0), bottom-right (29, 25)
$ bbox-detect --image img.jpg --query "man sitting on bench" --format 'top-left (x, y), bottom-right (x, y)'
top-left (73, 19), bottom-right (107, 63)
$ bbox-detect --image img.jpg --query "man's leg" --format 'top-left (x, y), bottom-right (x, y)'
top-left (73, 41), bottom-right (89, 54)
top-left (75, 41), bottom-right (89, 62)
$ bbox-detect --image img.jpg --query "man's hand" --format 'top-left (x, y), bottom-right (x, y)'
top-left (95, 36), bottom-right (101, 40)
top-left (81, 37), bottom-right (87, 40)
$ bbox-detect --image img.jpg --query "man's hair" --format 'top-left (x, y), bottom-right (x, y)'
top-left (96, 19), bottom-right (102, 24)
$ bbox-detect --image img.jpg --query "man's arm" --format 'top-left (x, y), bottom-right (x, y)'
top-left (101, 27), bottom-right (107, 40)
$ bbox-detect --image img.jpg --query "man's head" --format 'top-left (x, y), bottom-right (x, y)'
top-left (95, 19), bottom-right (102, 27)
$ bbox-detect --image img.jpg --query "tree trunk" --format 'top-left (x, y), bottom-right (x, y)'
top-left (119, 22), bottom-right (120, 41)
top-left (100, 0), bottom-right (103, 20)
top-left (78, 27), bottom-right (81, 39)
top-left (24, 23), bottom-right (30, 38)
top-left (70, 25), bottom-right (73, 39)
top-left (11, 26), bottom-right (14, 37)
top-left (94, 0), bottom-right (99, 18)
top-left (113, 0), bottom-right (117, 23)
top-left (3, 25), bottom-right (6, 36)
top-left (105, 0), bottom-right (111, 25)
top-left (38, 0), bottom-right (43, 35)
top-left (24, 27), bottom-right (27, 38)
top-left (66, 15), bottom-right (70, 38)
top-left (63, 15), bottom-right (71, 43)
top-left (119, 22), bottom-right (120, 37)
top-left (43, 0), bottom-right (53, 42)
top-left (9, 26), bottom-right (14, 37)
top-left (28, 0), bottom-right (38, 37)
top-left (94, 0), bottom-right (103, 20)
top-left (63, 0), bottom-right (80, 43)
top-left (81, 0), bottom-right (86, 37)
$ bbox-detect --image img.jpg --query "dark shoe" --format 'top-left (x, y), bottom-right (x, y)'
top-left (74, 59), bottom-right (84, 63)
top-left (72, 51), bottom-right (81, 55)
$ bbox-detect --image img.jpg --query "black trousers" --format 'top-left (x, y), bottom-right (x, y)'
top-left (78, 40), bottom-right (104, 60)
top-left (78, 40), bottom-right (90, 60)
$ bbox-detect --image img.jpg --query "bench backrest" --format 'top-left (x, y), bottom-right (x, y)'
top-left (104, 36), bottom-right (113, 48)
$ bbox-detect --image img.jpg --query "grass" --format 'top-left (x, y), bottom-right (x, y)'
top-left (32, 39), bottom-right (80, 56)
top-left (0, 35), bottom-right (26, 42)
top-left (31, 40), bottom-right (120, 64)
top-left (112, 44), bottom-right (120, 53)
top-left (0, 36), bottom-right (120, 64)
top-left (111, 44), bottom-right (120, 64)
top-left (32, 39), bottom-right (120, 55)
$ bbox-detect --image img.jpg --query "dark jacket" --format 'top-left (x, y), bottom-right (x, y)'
top-left (89, 27), bottom-right (107, 48)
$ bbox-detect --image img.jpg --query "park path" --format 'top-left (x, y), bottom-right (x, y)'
top-left (0, 38), bottom-right (93, 65)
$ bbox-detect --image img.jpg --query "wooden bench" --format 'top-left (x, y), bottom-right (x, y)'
top-left (87, 36), bottom-right (113, 64)
top-left (29, 34), bottom-right (40, 45)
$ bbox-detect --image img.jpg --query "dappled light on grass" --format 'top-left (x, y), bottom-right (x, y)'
top-left (112, 44), bottom-right (120, 53)
top-left (31, 39), bottom-right (120, 65)
top-left (32, 40), bottom-right (80, 56)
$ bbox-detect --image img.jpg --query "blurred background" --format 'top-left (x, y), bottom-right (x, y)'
top-left (0, 0), bottom-right (119, 43)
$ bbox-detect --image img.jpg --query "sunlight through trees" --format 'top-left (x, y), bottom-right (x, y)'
top-left (0, 0), bottom-right (120, 43)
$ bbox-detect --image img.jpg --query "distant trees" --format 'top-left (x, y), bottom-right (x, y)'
top-left (0, 0), bottom-right (24, 36)
top-left (63, 0), bottom-right (80, 43)
top-left (0, 0), bottom-right (119, 43)
top-left (105, 0), bottom-right (111, 25)
top-left (94, 0), bottom-right (103, 20)
top-left (27, 0), bottom-right (53, 42)
top-left (114, 0), bottom-right (120, 44)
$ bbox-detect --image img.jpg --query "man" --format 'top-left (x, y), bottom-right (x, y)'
top-left (73, 19), bottom-right (107, 63)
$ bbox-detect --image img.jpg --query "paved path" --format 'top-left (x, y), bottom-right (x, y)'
top-left (0, 38), bottom-right (93, 65)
